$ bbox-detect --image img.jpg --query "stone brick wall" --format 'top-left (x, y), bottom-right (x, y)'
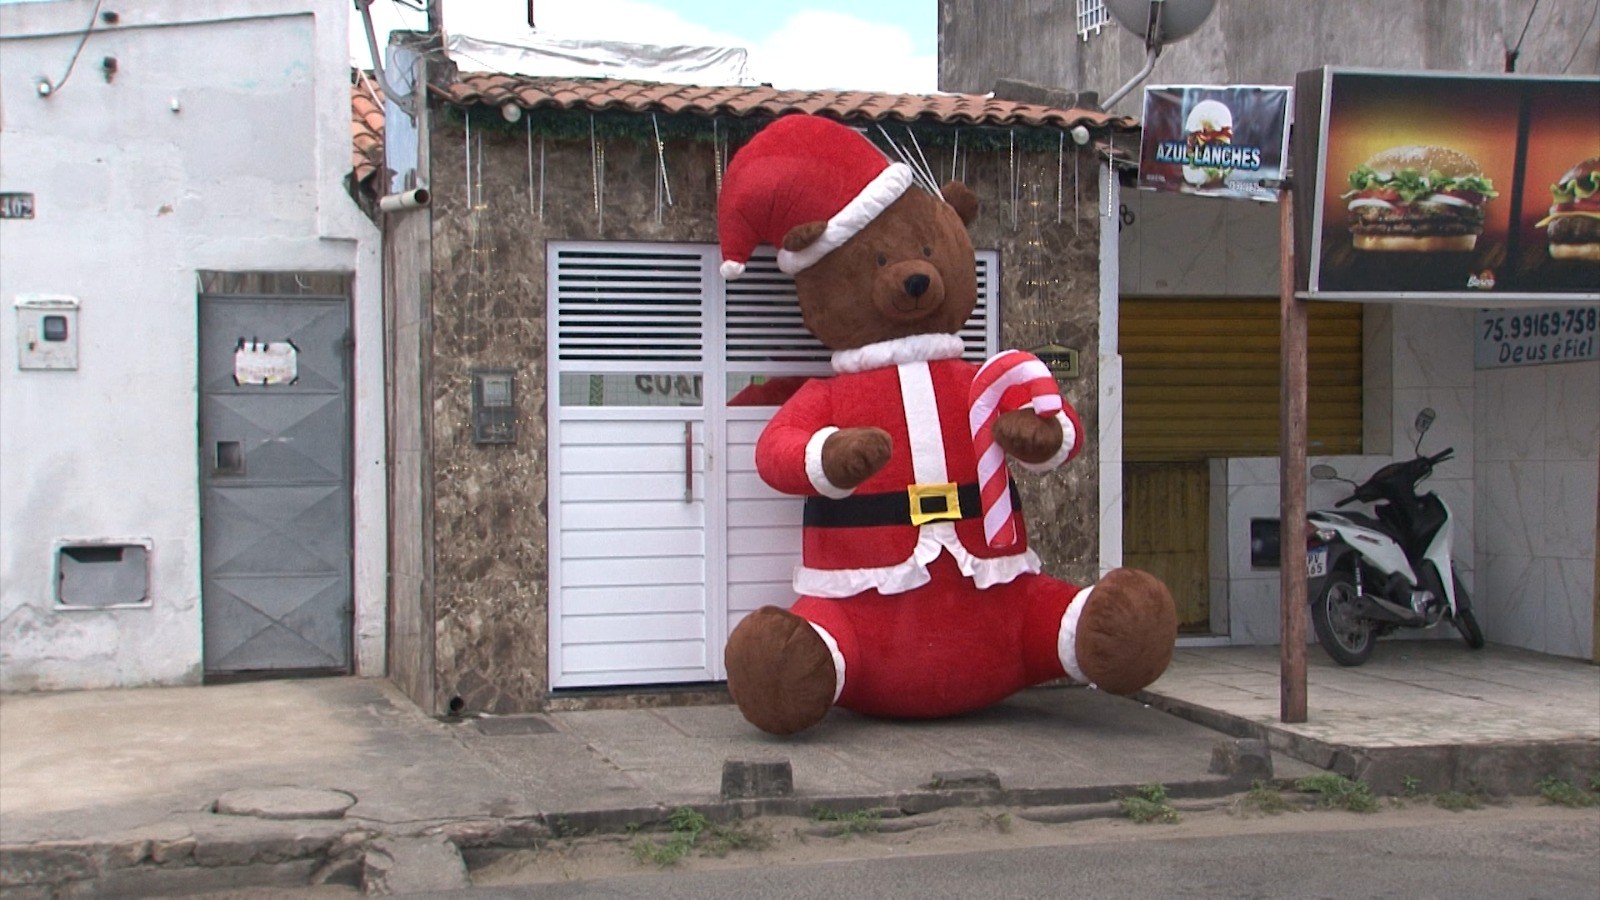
top-left (422, 109), bottom-right (1106, 712)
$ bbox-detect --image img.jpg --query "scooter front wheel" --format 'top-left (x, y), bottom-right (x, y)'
top-left (1312, 570), bottom-right (1375, 666)
top-left (1451, 573), bottom-right (1485, 650)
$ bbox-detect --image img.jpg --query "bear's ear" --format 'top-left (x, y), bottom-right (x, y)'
top-left (782, 220), bottom-right (829, 253)
top-left (941, 180), bottom-right (978, 227)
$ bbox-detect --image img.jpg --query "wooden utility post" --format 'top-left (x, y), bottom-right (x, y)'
top-left (1278, 183), bottom-right (1308, 723)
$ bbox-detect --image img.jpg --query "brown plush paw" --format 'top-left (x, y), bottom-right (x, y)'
top-left (821, 427), bottom-right (892, 490)
top-left (725, 606), bottom-right (836, 735)
top-left (1074, 568), bottom-right (1178, 696)
top-left (993, 409), bottom-right (1064, 464)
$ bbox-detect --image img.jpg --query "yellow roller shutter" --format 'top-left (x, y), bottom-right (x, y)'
top-left (1121, 298), bottom-right (1363, 462)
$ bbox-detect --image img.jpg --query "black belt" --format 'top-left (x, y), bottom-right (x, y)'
top-left (803, 481), bottom-right (1020, 529)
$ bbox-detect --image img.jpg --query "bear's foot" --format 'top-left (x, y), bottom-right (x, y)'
top-left (1073, 568), bottom-right (1178, 695)
top-left (725, 606), bottom-right (836, 735)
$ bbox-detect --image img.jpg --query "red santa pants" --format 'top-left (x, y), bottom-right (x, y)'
top-left (789, 553), bottom-right (1082, 719)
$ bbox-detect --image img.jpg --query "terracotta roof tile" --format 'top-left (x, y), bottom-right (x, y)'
top-left (348, 73), bottom-right (1133, 189)
top-left (433, 75), bottom-right (1136, 132)
top-left (351, 70), bottom-right (386, 186)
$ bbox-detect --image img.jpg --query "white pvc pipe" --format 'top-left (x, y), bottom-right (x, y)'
top-left (378, 188), bottom-right (430, 212)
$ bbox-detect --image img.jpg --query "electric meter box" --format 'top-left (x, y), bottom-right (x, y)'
top-left (16, 295), bottom-right (79, 370)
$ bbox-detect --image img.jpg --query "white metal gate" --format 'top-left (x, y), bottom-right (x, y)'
top-left (547, 242), bottom-right (998, 689)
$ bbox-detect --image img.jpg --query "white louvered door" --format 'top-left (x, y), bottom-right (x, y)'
top-left (548, 243), bottom-right (999, 690)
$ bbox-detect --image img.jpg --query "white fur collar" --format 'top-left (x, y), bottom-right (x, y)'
top-left (832, 334), bottom-right (966, 374)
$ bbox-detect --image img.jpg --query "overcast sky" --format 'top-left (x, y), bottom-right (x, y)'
top-left (351, 0), bottom-right (938, 93)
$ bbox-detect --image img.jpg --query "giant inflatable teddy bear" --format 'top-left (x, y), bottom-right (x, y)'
top-left (718, 115), bottom-right (1177, 736)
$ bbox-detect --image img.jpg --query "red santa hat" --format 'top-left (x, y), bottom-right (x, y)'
top-left (717, 115), bottom-right (915, 280)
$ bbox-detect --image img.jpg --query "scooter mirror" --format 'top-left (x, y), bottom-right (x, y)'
top-left (1415, 408), bottom-right (1436, 434)
top-left (1310, 464), bottom-right (1339, 480)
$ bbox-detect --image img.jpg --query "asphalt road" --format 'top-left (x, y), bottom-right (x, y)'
top-left (457, 804), bottom-right (1600, 899)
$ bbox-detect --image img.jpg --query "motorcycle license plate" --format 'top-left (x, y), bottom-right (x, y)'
top-left (1307, 547), bottom-right (1328, 578)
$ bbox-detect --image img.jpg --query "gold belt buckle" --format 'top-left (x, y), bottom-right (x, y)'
top-left (908, 482), bottom-right (962, 526)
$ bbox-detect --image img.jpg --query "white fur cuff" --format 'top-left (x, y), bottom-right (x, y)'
top-left (809, 622), bottom-right (846, 703)
top-left (806, 427), bottom-right (853, 499)
top-left (1058, 586), bottom-right (1094, 685)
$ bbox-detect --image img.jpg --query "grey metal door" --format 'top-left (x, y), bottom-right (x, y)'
top-left (200, 293), bottom-right (352, 676)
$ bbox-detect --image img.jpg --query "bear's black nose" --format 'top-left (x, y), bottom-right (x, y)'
top-left (903, 274), bottom-right (931, 297)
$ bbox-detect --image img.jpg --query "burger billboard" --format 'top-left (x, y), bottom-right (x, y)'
top-left (1295, 67), bottom-right (1599, 301)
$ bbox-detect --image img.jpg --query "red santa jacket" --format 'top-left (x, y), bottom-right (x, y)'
top-left (756, 334), bottom-right (1081, 598)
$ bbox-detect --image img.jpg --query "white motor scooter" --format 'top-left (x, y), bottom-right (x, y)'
top-left (1305, 409), bottom-right (1485, 666)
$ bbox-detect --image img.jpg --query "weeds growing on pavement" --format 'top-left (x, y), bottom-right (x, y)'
top-left (1231, 780), bottom-right (1294, 817)
top-left (1432, 790), bottom-right (1481, 812)
top-left (979, 811), bottom-right (1013, 833)
top-left (1536, 776), bottom-right (1599, 808)
top-left (811, 806), bottom-right (882, 837)
top-left (1121, 783), bottom-right (1181, 824)
top-left (630, 806), bottom-right (772, 866)
top-left (1294, 774), bottom-right (1378, 813)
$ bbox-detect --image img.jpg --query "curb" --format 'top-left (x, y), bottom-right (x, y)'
top-left (1139, 690), bottom-right (1600, 797)
top-left (0, 771), bottom-right (1264, 896)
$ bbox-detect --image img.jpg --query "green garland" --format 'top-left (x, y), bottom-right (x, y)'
top-left (442, 104), bottom-right (1110, 154)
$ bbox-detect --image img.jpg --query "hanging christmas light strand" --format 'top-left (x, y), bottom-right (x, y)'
top-left (463, 113), bottom-right (473, 210)
top-left (712, 119), bottom-right (724, 196)
top-left (1009, 131), bottom-right (1018, 231)
top-left (652, 113), bottom-right (673, 222)
top-left (526, 115), bottom-right (535, 222)
top-left (1057, 129), bottom-right (1065, 225)
top-left (590, 114), bottom-right (605, 234)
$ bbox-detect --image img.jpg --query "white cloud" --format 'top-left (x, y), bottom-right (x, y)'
top-left (352, 1), bottom-right (934, 94)
top-left (532, 1), bottom-right (748, 50)
top-left (752, 11), bottom-right (934, 93)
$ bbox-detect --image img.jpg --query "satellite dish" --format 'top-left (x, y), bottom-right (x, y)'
top-left (1105, 0), bottom-right (1216, 48)
top-left (1100, 0), bottom-right (1217, 108)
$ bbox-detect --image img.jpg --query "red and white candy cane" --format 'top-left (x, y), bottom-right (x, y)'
top-left (968, 350), bottom-right (1063, 548)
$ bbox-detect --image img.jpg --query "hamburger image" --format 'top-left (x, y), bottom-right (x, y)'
top-left (1182, 99), bottom-right (1233, 189)
top-left (1534, 156), bottom-right (1600, 261)
top-left (1342, 145), bottom-right (1498, 252)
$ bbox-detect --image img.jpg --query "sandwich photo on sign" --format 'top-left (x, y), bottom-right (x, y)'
top-left (1536, 157), bottom-right (1600, 262)
top-left (1342, 145), bottom-right (1498, 253)
top-left (1510, 78), bottom-right (1600, 289)
top-left (1181, 100), bottom-right (1235, 190)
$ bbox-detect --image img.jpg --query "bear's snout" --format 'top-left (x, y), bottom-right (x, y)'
top-left (874, 260), bottom-right (946, 323)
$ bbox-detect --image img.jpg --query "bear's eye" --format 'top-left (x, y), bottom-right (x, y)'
top-left (922, 246), bottom-right (933, 257)
top-left (876, 254), bottom-right (888, 267)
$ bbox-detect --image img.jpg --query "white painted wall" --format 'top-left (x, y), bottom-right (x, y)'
top-left (1474, 354), bottom-right (1599, 660)
top-left (0, 0), bottom-right (385, 690)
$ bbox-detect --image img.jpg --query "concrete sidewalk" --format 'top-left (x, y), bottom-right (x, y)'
top-left (1, 641), bottom-right (1595, 895)
top-left (1142, 641), bottom-right (1600, 795)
